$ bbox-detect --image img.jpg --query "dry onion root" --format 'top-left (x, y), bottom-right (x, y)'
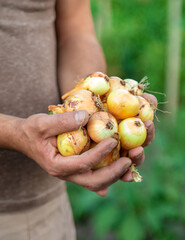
top-left (123, 76), bottom-right (149, 96)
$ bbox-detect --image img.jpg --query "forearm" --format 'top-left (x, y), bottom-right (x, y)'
top-left (57, 34), bottom-right (106, 95)
top-left (0, 114), bottom-right (24, 151)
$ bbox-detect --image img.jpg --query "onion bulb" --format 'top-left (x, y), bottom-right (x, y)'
top-left (119, 118), bottom-right (147, 150)
top-left (107, 89), bottom-right (140, 119)
top-left (57, 128), bottom-right (90, 157)
top-left (48, 104), bottom-right (65, 115)
top-left (107, 76), bottom-right (127, 95)
top-left (101, 76), bottom-right (127, 102)
top-left (91, 141), bottom-right (120, 170)
top-left (64, 90), bottom-right (102, 116)
top-left (62, 72), bottom-right (110, 99)
top-left (136, 96), bottom-right (154, 122)
top-left (123, 77), bottom-right (149, 96)
top-left (87, 111), bottom-right (118, 143)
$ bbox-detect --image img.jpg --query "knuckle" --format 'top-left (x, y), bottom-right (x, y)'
top-left (34, 116), bottom-right (46, 134)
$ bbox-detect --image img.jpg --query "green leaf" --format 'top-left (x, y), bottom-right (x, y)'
top-left (117, 213), bottom-right (145, 240)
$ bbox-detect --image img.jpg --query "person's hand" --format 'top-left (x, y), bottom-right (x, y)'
top-left (121, 93), bottom-right (158, 182)
top-left (18, 110), bottom-right (132, 197)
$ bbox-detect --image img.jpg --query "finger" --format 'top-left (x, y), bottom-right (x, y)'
top-left (65, 157), bottom-right (132, 192)
top-left (53, 138), bottom-right (118, 176)
top-left (42, 110), bottom-right (89, 137)
top-left (120, 169), bottom-right (133, 182)
top-left (128, 146), bottom-right (145, 166)
top-left (96, 188), bottom-right (108, 197)
top-left (142, 93), bottom-right (158, 108)
top-left (143, 120), bottom-right (155, 147)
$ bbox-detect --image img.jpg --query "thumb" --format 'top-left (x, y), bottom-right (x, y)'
top-left (44, 110), bottom-right (89, 137)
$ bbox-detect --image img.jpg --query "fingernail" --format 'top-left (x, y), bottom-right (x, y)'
top-left (75, 111), bottom-right (86, 125)
top-left (110, 140), bottom-right (117, 149)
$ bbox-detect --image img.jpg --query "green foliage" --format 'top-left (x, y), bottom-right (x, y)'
top-left (67, 1), bottom-right (185, 239)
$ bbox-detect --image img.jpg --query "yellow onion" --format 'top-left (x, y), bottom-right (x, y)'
top-left (57, 128), bottom-right (90, 157)
top-left (90, 141), bottom-right (120, 170)
top-left (107, 89), bottom-right (140, 120)
top-left (102, 76), bottom-right (127, 101)
top-left (119, 118), bottom-right (147, 150)
top-left (136, 96), bottom-right (154, 122)
top-left (123, 77), bottom-right (149, 96)
top-left (62, 72), bottom-right (110, 99)
top-left (64, 90), bottom-right (102, 116)
top-left (48, 104), bottom-right (65, 115)
top-left (87, 111), bottom-right (118, 143)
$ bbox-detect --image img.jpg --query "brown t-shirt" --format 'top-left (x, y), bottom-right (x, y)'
top-left (0, 0), bottom-right (66, 212)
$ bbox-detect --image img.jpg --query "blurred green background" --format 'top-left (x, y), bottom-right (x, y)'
top-left (67, 1), bottom-right (185, 239)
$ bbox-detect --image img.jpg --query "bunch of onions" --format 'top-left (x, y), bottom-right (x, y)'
top-left (48, 72), bottom-right (157, 183)
top-left (62, 72), bottom-right (110, 99)
top-left (57, 128), bottom-right (90, 157)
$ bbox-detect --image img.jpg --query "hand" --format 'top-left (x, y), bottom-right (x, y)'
top-left (18, 110), bottom-right (132, 197)
top-left (120, 93), bottom-right (158, 182)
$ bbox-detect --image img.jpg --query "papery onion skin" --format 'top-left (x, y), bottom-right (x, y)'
top-left (57, 128), bottom-right (90, 157)
top-left (136, 96), bottom-right (154, 122)
top-left (123, 79), bottom-right (143, 96)
top-left (87, 111), bottom-right (118, 143)
top-left (48, 104), bottom-right (65, 115)
top-left (104, 76), bottom-right (127, 99)
top-left (107, 89), bottom-right (140, 120)
top-left (64, 90), bottom-right (101, 116)
top-left (119, 118), bottom-right (147, 150)
top-left (90, 141), bottom-right (120, 170)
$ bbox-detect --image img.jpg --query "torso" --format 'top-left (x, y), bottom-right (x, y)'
top-left (0, 0), bottom-right (65, 212)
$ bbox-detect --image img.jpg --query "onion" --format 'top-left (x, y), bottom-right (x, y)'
top-left (62, 72), bottom-right (110, 99)
top-left (64, 90), bottom-right (102, 116)
top-left (90, 141), bottom-right (120, 170)
top-left (48, 104), bottom-right (65, 115)
top-left (136, 96), bottom-right (154, 122)
top-left (119, 118), bottom-right (147, 150)
top-left (123, 77), bottom-right (149, 96)
top-left (107, 89), bottom-right (140, 119)
top-left (57, 128), bottom-right (90, 157)
top-left (87, 111), bottom-right (118, 143)
top-left (101, 76), bottom-right (127, 102)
